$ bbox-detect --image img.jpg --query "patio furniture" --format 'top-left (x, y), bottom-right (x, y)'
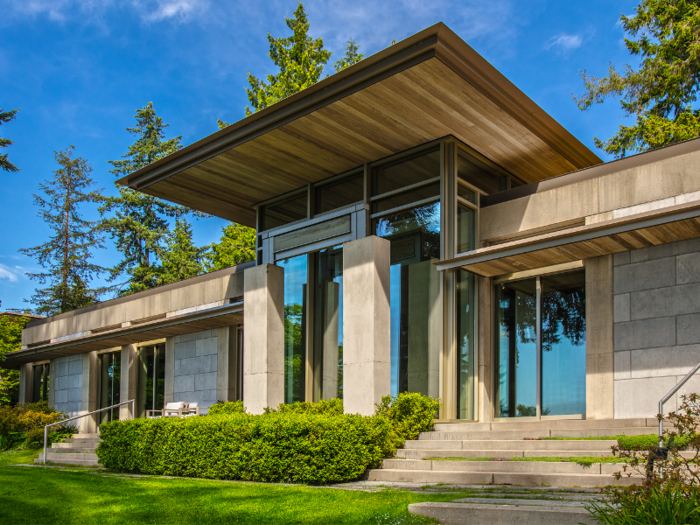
top-left (147, 402), bottom-right (187, 418)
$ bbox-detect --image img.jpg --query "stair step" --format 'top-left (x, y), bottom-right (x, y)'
top-left (383, 459), bottom-right (622, 475)
top-left (39, 452), bottom-right (99, 462)
top-left (72, 433), bottom-right (100, 439)
top-left (65, 438), bottom-right (102, 444)
top-left (34, 457), bottom-right (100, 467)
top-left (396, 449), bottom-right (615, 459)
top-left (434, 418), bottom-right (654, 432)
top-left (52, 442), bottom-right (99, 450)
top-left (405, 439), bottom-right (618, 451)
top-left (419, 428), bottom-right (652, 440)
top-left (49, 447), bottom-right (98, 454)
top-left (408, 502), bottom-right (597, 525)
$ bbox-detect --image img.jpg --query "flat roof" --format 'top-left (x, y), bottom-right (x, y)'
top-left (117, 23), bottom-right (601, 227)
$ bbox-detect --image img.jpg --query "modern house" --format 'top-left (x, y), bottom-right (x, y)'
top-left (7, 23), bottom-right (700, 434)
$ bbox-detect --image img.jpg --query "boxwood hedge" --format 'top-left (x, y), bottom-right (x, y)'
top-left (97, 411), bottom-right (398, 484)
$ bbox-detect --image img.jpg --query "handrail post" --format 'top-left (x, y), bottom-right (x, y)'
top-left (43, 426), bottom-right (47, 465)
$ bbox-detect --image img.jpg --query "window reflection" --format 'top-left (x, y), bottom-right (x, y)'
top-left (99, 351), bottom-right (121, 423)
top-left (279, 254), bottom-right (308, 404)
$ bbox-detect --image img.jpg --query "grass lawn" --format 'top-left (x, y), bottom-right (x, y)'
top-left (0, 450), bottom-right (473, 525)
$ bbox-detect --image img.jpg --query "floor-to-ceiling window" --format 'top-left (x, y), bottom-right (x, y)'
top-left (495, 269), bottom-right (586, 418)
top-left (98, 351), bottom-right (121, 423)
top-left (32, 363), bottom-right (50, 403)
top-left (372, 146), bottom-right (442, 398)
top-left (279, 254), bottom-right (308, 404)
top-left (138, 344), bottom-right (165, 418)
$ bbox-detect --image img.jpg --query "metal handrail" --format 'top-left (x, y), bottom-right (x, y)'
top-left (43, 399), bottom-right (135, 465)
top-left (658, 362), bottom-right (700, 449)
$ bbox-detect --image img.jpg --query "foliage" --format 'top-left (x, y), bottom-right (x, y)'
top-left (0, 108), bottom-right (19, 172)
top-left (19, 146), bottom-right (106, 316)
top-left (155, 219), bottom-right (208, 285)
top-left (100, 102), bottom-right (203, 295)
top-left (206, 222), bottom-right (256, 271)
top-left (264, 398), bottom-right (344, 415)
top-left (333, 39), bottom-right (365, 72)
top-left (0, 402), bottom-right (74, 451)
top-left (576, 1), bottom-right (700, 157)
top-left (207, 400), bottom-right (246, 416)
top-left (374, 392), bottom-right (442, 442)
top-left (97, 411), bottom-right (397, 484)
top-left (0, 313), bottom-right (30, 406)
top-left (616, 433), bottom-right (691, 450)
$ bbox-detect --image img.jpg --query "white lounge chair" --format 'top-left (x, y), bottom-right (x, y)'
top-left (147, 402), bottom-right (188, 418)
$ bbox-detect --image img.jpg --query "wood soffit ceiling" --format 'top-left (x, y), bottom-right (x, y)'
top-left (118, 23), bottom-right (602, 228)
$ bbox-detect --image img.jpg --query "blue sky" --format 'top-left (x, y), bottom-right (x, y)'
top-left (0, 0), bottom-right (639, 311)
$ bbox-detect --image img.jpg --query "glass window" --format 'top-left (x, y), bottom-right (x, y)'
top-left (458, 148), bottom-right (511, 195)
top-left (457, 203), bottom-right (477, 254)
top-left (457, 183), bottom-right (477, 204)
top-left (312, 246), bottom-right (343, 401)
top-left (374, 202), bottom-right (441, 398)
top-left (372, 147), bottom-right (440, 196)
top-left (260, 191), bottom-right (307, 231)
top-left (138, 344), bottom-right (165, 418)
top-left (315, 171), bottom-right (364, 215)
top-left (371, 182), bottom-right (440, 214)
top-left (32, 363), bottom-right (49, 403)
top-left (99, 351), bottom-right (121, 423)
top-left (457, 271), bottom-right (476, 420)
top-left (279, 254), bottom-right (308, 404)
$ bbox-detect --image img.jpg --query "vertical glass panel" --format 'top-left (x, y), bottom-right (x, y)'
top-left (236, 326), bottom-right (244, 401)
top-left (541, 271), bottom-right (586, 416)
top-left (99, 352), bottom-right (121, 423)
top-left (312, 246), bottom-right (343, 401)
top-left (457, 203), bottom-right (477, 254)
top-left (371, 182), bottom-right (441, 214)
top-left (457, 183), bottom-right (477, 204)
top-left (261, 191), bottom-right (308, 231)
top-left (372, 147), bottom-right (440, 196)
top-left (279, 254), bottom-right (308, 404)
top-left (138, 345), bottom-right (165, 418)
top-left (32, 365), bottom-right (43, 402)
top-left (315, 171), bottom-right (364, 214)
top-left (458, 148), bottom-right (512, 195)
top-left (374, 202), bottom-right (441, 398)
top-left (457, 271), bottom-right (476, 420)
top-left (496, 279), bottom-right (537, 417)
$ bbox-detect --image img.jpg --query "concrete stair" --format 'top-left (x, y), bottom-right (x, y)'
top-left (35, 433), bottom-right (102, 467)
top-left (369, 418), bottom-right (656, 488)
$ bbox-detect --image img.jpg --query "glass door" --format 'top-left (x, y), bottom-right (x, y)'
top-left (138, 344), bottom-right (165, 418)
top-left (495, 270), bottom-right (586, 419)
top-left (98, 351), bottom-right (121, 424)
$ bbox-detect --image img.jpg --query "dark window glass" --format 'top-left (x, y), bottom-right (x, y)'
top-left (261, 192), bottom-right (307, 231)
top-left (458, 149), bottom-right (512, 195)
top-left (32, 364), bottom-right (49, 403)
top-left (139, 345), bottom-right (165, 418)
top-left (315, 171), bottom-right (364, 214)
top-left (99, 351), bottom-right (121, 424)
top-left (372, 148), bottom-right (440, 196)
top-left (457, 203), bottom-right (477, 254)
top-left (371, 183), bottom-right (440, 214)
top-left (279, 254), bottom-right (308, 404)
top-left (457, 183), bottom-right (477, 204)
top-left (457, 270), bottom-right (476, 420)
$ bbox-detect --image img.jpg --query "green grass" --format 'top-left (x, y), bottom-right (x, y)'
top-left (423, 456), bottom-right (628, 467)
top-left (0, 450), bottom-right (477, 525)
top-left (541, 436), bottom-right (619, 441)
top-left (542, 434), bottom-right (692, 450)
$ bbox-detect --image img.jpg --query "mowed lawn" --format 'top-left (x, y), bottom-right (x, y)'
top-left (0, 450), bottom-right (464, 524)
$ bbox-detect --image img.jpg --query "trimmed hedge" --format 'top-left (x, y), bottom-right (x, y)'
top-left (375, 393), bottom-right (442, 441)
top-left (265, 398), bottom-right (344, 416)
top-left (207, 400), bottom-right (245, 416)
top-left (97, 411), bottom-right (398, 484)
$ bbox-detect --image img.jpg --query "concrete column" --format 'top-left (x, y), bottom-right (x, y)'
top-left (321, 282), bottom-right (339, 400)
top-left (48, 359), bottom-right (56, 408)
top-left (586, 255), bottom-right (614, 419)
top-left (164, 337), bottom-right (175, 404)
top-left (477, 276), bottom-right (493, 423)
top-left (119, 344), bottom-right (138, 419)
top-left (81, 352), bottom-right (98, 434)
top-left (243, 264), bottom-right (284, 414)
top-left (18, 363), bottom-right (33, 404)
top-left (217, 326), bottom-right (241, 402)
top-left (343, 236), bottom-right (391, 416)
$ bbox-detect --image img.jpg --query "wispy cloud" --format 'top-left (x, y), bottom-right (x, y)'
top-left (545, 33), bottom-right (583, 52)
top-left (136, 0), bottom-right (209, 22)
top-left (0, 264), bottom-right (24, 283)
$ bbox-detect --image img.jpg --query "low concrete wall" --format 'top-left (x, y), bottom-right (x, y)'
top-left (613, 237), bottom-right (700, 418)
top-left (52, 355), bottom-right (83, 416)
top-left (173, 330), bottom-right (218, 407)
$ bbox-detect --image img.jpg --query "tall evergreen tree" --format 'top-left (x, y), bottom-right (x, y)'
top-left (0, 108), bottom-right (19, 172)
top-left (207, 222), bottom-right (256, 270)
top-left (334, 39), bottom-right (364, 73)
top-left (20, 146), bottom-right (106, 316)
top-left (101, 102), bottom-right (203, 295)
top-left (0, 306), bottom-right (29, 406)
top-left (156, 219), bottom-right (208, 285)
top-left (576, 0), bottom-right (700, 158)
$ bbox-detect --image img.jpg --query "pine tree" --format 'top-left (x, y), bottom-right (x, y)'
top-left (0, 306), bottom-right (29, 406)
top-left (0, 108), bottom-right (19, 172)
top-left (157, 219), bottom-right (208, 285)
top-left (576, 1), bottom-right (700, 158)
top-left (20, 146), bottom-right (106, 316)
top-left (334, 39), bottom-right (364, 73)
top-left (101, 102), bottom-right (204, 295)
top-left (207, 222), bottom-right (256, 270)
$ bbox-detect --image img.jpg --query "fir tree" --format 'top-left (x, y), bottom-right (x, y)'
top-left (334, 39), bottom-right (364, 73)
top-left (101, 102), bottom-right (203, 295)
top-left (157, 219), bottom-right (208, 285)
top-left (20, 146), bottom-right (106, 316)
top-left (207, 222), bottom-right (256, 270)
top-left (576, 1), bottom-right (700, 157)
top-left (0, 108), bottom-right (19, 172)
top-left (0, 305), bottom-right (29, 405)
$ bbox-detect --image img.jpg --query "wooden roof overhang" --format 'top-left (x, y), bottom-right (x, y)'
top-left (3, 303), bottom-right (243, 369)
top-left (436, 201), bottom-right (700, 277)
top-left (117, 23), bottom-right (601, 227)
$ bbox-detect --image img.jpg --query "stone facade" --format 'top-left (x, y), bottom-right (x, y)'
top-left (53, 355), bottom-right (83, 416)
top-left (613, 238), bottom-right (700, 418)
top-left (173, 329), bottom-right (218, 407)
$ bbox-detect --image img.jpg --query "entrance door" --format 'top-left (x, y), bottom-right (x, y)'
top-left (98, 351), bottom-right (121, 423)
top-left (495, 270), bottom-right (586, 419)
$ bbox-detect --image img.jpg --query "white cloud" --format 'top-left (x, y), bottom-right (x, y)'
top-left (0, 264), bottom-right (22, 283)
top-left (136, 0), bottom-right (209, 22)
top-left (545, 33), bottom-right (583, 52)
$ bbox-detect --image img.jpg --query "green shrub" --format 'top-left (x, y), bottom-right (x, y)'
top-left (374, 392), bottom-right (442, 441)
top-left (265, 398), bottom-right (343, 416)
top-left (208, 400), bottom-right (245, 416)
top-left (0, 402), bottom-right (74, 451)
top-left (617, 434), bottom-right (691, 451)
top-left (97, 411), bottom-right (397, 484)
